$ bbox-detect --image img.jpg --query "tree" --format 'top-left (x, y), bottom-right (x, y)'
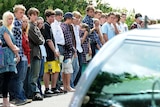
top-left (0, 0), bottom-right (17, 18)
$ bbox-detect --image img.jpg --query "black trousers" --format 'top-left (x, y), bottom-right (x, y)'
top-left (0, 72), bottom-right (14, 98)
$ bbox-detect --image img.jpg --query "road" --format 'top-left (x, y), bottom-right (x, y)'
top-left (0, 86), bottom-right (74, 107)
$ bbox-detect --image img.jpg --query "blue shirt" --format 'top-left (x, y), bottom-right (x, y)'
top-left (101, 22), bottom-right (115, 40)
top-left (82, 15), bottom-right (96, 42)
top-left (12, 18), bottom-right (24, 57)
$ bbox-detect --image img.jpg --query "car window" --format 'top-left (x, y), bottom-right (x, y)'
top-left (82, 40), bottom-right (160, 107)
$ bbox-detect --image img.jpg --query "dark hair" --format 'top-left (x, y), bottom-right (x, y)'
top-left (135, 13), bottom-right (142, 19)
top-left (115, 13), bottom-right (121, 22)
top-left (95, 9), bottom-right (102, 14)
top-left (81, 23), bottom-right (89, 32)
top-left (27, 7), bottom-right (39, 16)
top-left (45, 9), bottom-right (55, 17)
top-left (108, 12), bottom-right (115, 17)
top-left (86, 5), bottom-right (95, 12)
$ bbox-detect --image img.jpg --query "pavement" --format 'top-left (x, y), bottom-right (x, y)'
top-left (0, 85), bottom-right (74, 107)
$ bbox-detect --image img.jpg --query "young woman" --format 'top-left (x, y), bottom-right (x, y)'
top-left (0, 11), bottom-right (20, 107)
top-left (80, 23), bottom-right (92, 73)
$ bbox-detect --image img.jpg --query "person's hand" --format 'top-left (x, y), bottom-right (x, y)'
top-left (54, 51), bottom-right (60, 58)
top-left (89, 48), bottom-right (92, 56)
top-left (15, 54), bottom-right (20, 64)
top-left (13, 45), bottom-right (19, 54)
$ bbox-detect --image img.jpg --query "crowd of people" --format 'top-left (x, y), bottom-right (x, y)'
top-left (0, 4), bottom-right (148, 107)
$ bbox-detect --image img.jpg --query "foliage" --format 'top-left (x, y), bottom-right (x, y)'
top-left (0, 0), bottom-right (135, 27)
top-left (0, 0), bottom-right (17, 18)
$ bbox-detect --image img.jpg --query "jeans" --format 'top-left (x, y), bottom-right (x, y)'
top-left (90, 42), bottom-right (97, 58)
top-left (37, 58), bottom-right (44, 95)
top-left (9, 60), bottom-right (28, 100)
top-left (70, 56), bottom-right (79, 88)
top-left (74, 52), bottom-right (82, 86)
top-left (28, 57), bottom-right (41, 97)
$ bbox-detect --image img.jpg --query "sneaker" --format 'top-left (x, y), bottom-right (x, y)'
top-left (32, 93), bottom-right (43, 101)
top-left (51, 88), bottom-right (61, 94)
top-left (24, 99), bottom-right (32, 104)
top-left (14, 99), bottom-right (26, 106)
top-left (0, 94), bottom-right (2, 98)
top-left (58, 88), bottom-right (66, 94)
top-left (44, 90), bottom-right (55, 98)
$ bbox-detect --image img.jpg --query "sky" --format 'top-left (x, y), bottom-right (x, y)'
top-left (100, 0), bottom-right (160, 19)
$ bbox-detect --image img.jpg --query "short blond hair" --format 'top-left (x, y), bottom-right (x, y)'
top-left (2, 11), bottom-right (14, 29)
top-left (13, 4), bottom-right (26, 13)
top-left (72, 11), bottom-right (82, 18)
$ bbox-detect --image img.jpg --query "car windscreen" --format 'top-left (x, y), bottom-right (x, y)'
top-left (82, 40), bottom-right (160, 107)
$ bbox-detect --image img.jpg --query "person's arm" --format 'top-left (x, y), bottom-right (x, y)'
top-left (103, 33), bottom-right (108, 43)
top-left (28, 25), bottom-right (44, 45)
top-left (112, 23), bottom-right (120, 35)
top-left (47, 40), bottom-right (59, 57)
top-left (3, 32), bottom-right (20, 62)
top-left (96, 27), bottom-right (105, 45)
top-left (81, 31), bottom-right (89, 44)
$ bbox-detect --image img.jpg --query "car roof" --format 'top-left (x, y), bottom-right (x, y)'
top-left (69, 24), bottom-right (160, 107)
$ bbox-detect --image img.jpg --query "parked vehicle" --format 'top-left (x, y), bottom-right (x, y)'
top-left (69, 24), bottom-right (160, 107)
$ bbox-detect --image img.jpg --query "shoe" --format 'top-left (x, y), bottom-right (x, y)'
top-left (0, 94), bottom-right (2, 98)
top-left (57, 88), bottom-right (66, 94)
top-left (24, 99), bottom-right (32, 104)
top-left (14, 99), bottom-right (26, 106)
top-left (32, 93), bottom-right (43, 101)
top-left (63, 90), bottom-right (68, 94)
top-left (67, 87), bottom-right (75, 92)
top-left (51, 88), bottom-right (62, 95)
top-left (44, 90), bottom-right (55, 97)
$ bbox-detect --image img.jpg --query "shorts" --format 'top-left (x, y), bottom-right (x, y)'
top-left (44, 60), bottom-right (60, 74)
top-left (62, 59), bottom-right (73, 74)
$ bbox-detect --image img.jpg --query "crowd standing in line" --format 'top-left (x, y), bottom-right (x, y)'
top-left (0, 4), bottom-right (153, 106)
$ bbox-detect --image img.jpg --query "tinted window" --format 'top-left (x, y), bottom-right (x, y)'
top-left (82, 40), bottom-right (160, 107)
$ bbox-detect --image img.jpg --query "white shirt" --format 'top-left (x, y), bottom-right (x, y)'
top-left (72, 24), bottom-right (83, 53)
top-left (51, 19), bottom-right (65, 46)
top-left (119, 22), bottom-right (128, 33)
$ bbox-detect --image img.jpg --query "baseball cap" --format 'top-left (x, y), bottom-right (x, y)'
top-left (64, 12), bottom-right (74, 19)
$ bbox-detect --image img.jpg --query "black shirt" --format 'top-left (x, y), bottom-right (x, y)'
top-left (42, 22), bottom-right (56, 61)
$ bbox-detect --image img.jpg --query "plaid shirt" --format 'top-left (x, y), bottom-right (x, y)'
top-left (82, 15), bottom-right (96, 42)
top-left (12, 18), bottom-right (24, 57)
top-left (60, 23), bottom-right (74, 60)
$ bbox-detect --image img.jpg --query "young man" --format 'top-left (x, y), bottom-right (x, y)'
top-left (51, 8), bottom-right (65, 93)
top-left (60, 12), bottom-right (75, 92)
top-left (27, 7), bottom-right (44, 101)
top-left (130, 13), bottom-right (143, 29)
top-left (101, 12), bottom-right (116, 43)
top-left (71, 11), bottom-right (83, 88)
top-left (42, 9), bottom-right (61, 97)
top-left (9, 4), bottom-right (31, 106)
top-left (82, 5), bottom-right (96, 58)
top-left (119, 13), bottom-right (128, 32)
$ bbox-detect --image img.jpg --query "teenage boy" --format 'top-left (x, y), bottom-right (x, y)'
top-left (42, 9), bottom-right (61, 97)
top-left (60, 12), bottom-right (75, 92)
top-left (27, 7), bottom-right (44, 101)
top-left (101, 12), bottom-right (116, 42)
top-left (51, 8), bottom-right (65, 93)
top-left (9, 4), bottom-right (31, 106)
top-left (82, 5), bottom-right (96, 58)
